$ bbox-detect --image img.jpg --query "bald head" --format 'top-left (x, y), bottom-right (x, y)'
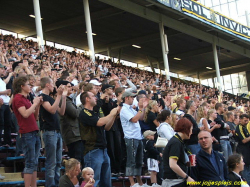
top-left (198, 131), bottom-right (213, 153)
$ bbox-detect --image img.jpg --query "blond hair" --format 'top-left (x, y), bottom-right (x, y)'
top-left (207, 109), bottom-right (216, 120)
top-left (144, 100), bottom-right (158, 122)
top-left (63, 158), bottom-right (80, 178)
top-left (197, 106), bottom-right (207, 123)
top-left (82, 167), bottom-right (94, 177)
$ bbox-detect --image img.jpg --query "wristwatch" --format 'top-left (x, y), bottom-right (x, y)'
top-left (184, 174), bottom-right (189, 180)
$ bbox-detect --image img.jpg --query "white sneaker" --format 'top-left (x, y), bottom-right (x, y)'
top-left (140, 184), bottom-right (151, 187)
top-left (0, 174), bottom-right (5, 180)
top-left (131, 183), bottom-right (140, 187)
top-left (152, 184), bottom-right (161, 187)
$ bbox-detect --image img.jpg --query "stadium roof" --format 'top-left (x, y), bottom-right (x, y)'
top-left (1, 0), bottom-right (250, 79)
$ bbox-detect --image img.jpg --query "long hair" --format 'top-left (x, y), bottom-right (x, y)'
top-left (197, 106), bottom-right (207, 123)
top-left (144, 100), bottom-right (158, 122)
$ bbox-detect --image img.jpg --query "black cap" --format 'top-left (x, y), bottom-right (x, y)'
top-left (101, 84), bottom-right (114, 92)
top-left (228, 106), bottom-right (236, 111)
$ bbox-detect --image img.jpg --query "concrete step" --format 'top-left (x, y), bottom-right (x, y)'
top-left (1, 172), bottom-right (22, 179)
top-left (0, 178), bottom-right (24, 182)
top-left (0, 167), bottom-right (14, 173)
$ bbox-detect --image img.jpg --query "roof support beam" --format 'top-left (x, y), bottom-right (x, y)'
top-left (99, 0), bottom-right (250, 59)
top-left (20, 7), bottom-right (123, 37)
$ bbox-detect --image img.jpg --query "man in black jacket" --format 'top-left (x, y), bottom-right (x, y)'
top-left (191, 131), bottom-right (229, 187)
top-left (214, 103), bottom-right (232, 161)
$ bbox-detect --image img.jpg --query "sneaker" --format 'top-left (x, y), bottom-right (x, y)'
top-left (0, 174), bottom-right (5, 180)
top-left (131, 183), bottom-right (140, 187)
top-left (152, 184), bottom-right (161, 187)
top-left (140, 184), bottom-right (151, 187)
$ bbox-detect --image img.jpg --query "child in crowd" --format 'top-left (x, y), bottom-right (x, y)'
top-left (81, 167), bottom-right (95, 187)
top-left (144, 130), bottom-right (162, 187)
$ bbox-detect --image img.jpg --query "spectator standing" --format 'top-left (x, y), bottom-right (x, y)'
top-left (120, 91), bottom-right (148, 187)
top-left (79, 91), bottom-right (119, 187)
top-left (12, 76), bottom-right (42, 187)
top-left (0, 63), bottom-right (13, 147)
top-left (39, 77), bottom-right (67, 187)
top-left (156, 110), bottom-right (175, 141)
top-left (184, 100), bottom-right (201, 154)
top-left (215, 103), bottom-right (232, 161)
top-left (144, 100), bottom-right (160, 132)
top-left (59, 81), bottom-right (84, 166)
top-left (144, 130), bottom-right (162, 187)
top-left (235, 114), bottom-right (250, 184)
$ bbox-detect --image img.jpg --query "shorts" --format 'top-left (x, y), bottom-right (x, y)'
top-left (147, 158), bottom-right (159, 172)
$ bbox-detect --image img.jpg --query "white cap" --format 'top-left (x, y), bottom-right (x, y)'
top-left (90, 79), bottom-right (102, 86)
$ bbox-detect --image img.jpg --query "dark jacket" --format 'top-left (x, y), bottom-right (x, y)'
top-left (183, 114), bottom-right (200, 145)
top-left (191, 149), bottom-right (228, 187)
top-left (145, 139), bottom-right (161, 160)
top-left (228, 172), bottom-right (242, 187)
top-left (214, 114), bottom-right (229, 138)
top-left (59, 97), bottom-right (81, 145)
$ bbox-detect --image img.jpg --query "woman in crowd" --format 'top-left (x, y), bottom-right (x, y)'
top-left (227, 154), bottom-right (249, 187)
top-left (170, 113), bottom-right (179, 129)
top-left (12, 76), bottom-right (42, 187)
top-left (144, 100), bottom-right (160, 131)
top-left (59, 81), bottom-right (84, 166)
top-left (207, 109), bottom-right (222, 152)
top-left (162, 118), bottom-right (195, 187)
top-left (184, 100), bottom-right (202, 154)
top-left (156, 110), bottom-right (175, 141)
top-left (59, 158), bottom-right (82, 187)
top-left (197, 106), bottom-right (221, 132)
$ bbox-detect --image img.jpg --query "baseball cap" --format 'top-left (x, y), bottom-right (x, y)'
top-left (138, 90), bottom-right (146, 95)
top-left (122, 91), bottom-right (137, 99)
top-left (101, 84), bottom-right (114, 92)
top-left (90, 79), bottom-right (102, 86)
top-left (143, 130), bottom-right (156, 138)
top-left (228, 106), bottom-right (236, 111)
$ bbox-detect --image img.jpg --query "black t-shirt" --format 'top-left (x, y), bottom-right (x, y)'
top-left (39, 93), bottom-right (60, 131)
top-left (146, 111), bottom-right (157, 131)
top-left (79, 108), bottom-right (107, 155)
top-left (163, 133), bottom-right (187, 179)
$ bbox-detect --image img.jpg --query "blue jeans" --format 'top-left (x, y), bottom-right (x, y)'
top-left (124, 138), bottom-right (143, 176)
top-left (243, 165), bottom-right (250, 185)
top-left (0, 104), bottom-right (11, 145)
top-left (186, 144), bottom-right (201, 155)
top-left (84, 148), bottom-right (111, 187)
top-left (220, 140), bottom-right (232, 161)
top-left (21, 131), bottom-right (41, 174)
top-left (43, 131), bottom-right (62, 187)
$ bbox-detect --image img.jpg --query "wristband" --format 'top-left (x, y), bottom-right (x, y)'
top-left (184, 174), bottom-right (189, 180)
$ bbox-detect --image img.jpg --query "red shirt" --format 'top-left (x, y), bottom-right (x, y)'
top-left (12, 94), bottom-right (39, 134)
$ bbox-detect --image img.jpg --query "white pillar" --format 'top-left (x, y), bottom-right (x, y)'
top-left (107, 47), bottom-right (111, 59)
top-left (33, 0), bottom-right (44, 51)
top-left (83, 0), bottom-right (95, 61)
top-left (246, 11), bottom-right (249, 27)
top-left (212, 40), bottom-right (222, 92)
top-left (159, 22), bottom-right (170, 81)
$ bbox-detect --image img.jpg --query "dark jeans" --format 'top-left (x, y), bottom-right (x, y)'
top-left (67, 140), bottom-right (84, 168)
top-left (0, 105), bottom-right (12, 146)
top-left (11, 113), bottom-right (23, 156)
top-left (106, 130), bottom-right (122, 173)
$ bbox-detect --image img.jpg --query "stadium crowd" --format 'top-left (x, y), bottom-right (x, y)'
top-left (1, 34), bottom-right (250, 187)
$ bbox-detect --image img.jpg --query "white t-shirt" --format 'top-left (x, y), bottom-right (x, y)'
top-left (0, 78), bottom-right (10, 104)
